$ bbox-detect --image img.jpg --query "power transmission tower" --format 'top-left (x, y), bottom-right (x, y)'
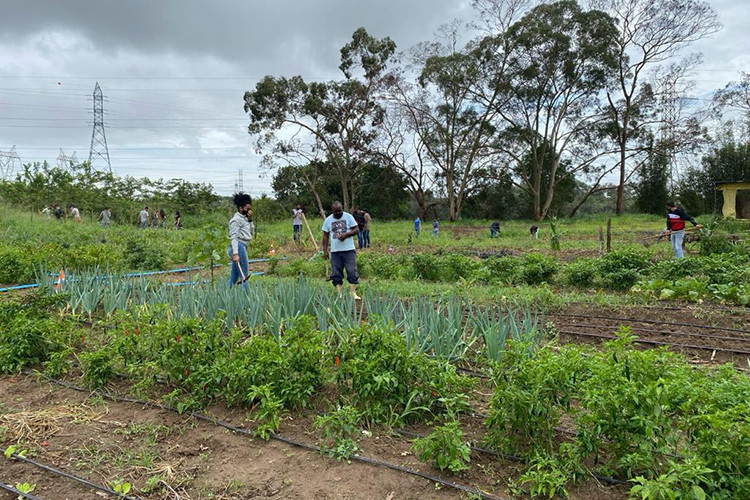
top-left (57, 149), bottom-right (78, 170)
top-left (0, 145), bottom-right (21, 180)
top-left (234, 169), bottom-right (244, 192)
top-left (88, 82), bottom-right (111, 172)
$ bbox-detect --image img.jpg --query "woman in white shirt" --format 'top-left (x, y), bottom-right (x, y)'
top-left (228, 192), bottom-right (254, 288)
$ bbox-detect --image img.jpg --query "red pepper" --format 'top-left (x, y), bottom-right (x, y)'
top-left (335, 356), bottom-right (340, 366)
top-left (134, 327), bottom-right (140, 336)
top-left (81, 335), bottom-right (85, 343)
top-left (177, 334), bottom-right (181, 342)
top-left (184, 369), bottom-right (189, 376)
top-left (431, 390), bottom-right (437, 398)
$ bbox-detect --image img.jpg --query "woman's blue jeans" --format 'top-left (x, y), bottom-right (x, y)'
top-left (227, 242), bottom-right (248, 288)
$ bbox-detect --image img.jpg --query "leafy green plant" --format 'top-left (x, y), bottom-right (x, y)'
top-left (561, 258), bottom-right (598, 288)
top-left (629, 457), bottom-right (714, 500)
top-left (109, 480), bottom-right (132, 495)
top-left (336, 324), bottom-right (472, 426)
top-left (313, 406), bottom-right (361, 460)
top-left (80, 349), bottom-right (116, 389)
top-left (413, 421), bottom-right (470, 474)
top-left (248, 385), bottom-right (283, 440)
top-left (518, 254), bottom-right (558, 285)
top-left (187, 225), bottom-right (224, 286)
top-left (14, 482), bottom-right (36, 498)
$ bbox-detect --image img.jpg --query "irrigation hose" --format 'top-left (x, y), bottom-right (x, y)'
top-left (395, 429), bottom-right (629, 487)
top-left (6, 453), bottom-right (141, 500)
top-left (29, 373), bottom-right (506, 500)
top-left (0, 480), bottom-right (47, 500)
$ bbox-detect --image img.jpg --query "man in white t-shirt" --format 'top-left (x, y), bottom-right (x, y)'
top-left (322, 201), bottom-right (360, 299)
top-left (139, 206), bottom-right (149, 229)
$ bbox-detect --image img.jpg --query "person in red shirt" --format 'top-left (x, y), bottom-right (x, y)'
top-left (665, 201), bottom-right (701, 258)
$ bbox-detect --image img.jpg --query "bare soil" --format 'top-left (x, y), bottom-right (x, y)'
top-left (0, 375), bottom-right (628, 500)
top-left (553, 303), bottom-right (750, 365)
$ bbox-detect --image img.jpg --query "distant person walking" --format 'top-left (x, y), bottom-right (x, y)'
top-left (99, 207), bottom-right (111, 227)
top-left (362, 210), bottom-right (371, 248)
top-left (292, 204), bottom-right (303, 243)
top-left (53, 205), bottom-right (63, 221)
top-left (174, 210), bottom-right (182, 230)
top-left (489, 220), bottom-right (500, 238)
top-left (151, 211), bottom-right (158, 229)
top-left (353, 208), bottom-right (366, 249)
top-left (665, 201), bottom-right (701, 259)
top-left (70, 205), bottom-right (81, 223)
top-left (414, 216), bottom-right (422, 237)
top-left (228, 193), bottom-right (254, 288)
top-left (139, 206), bottom-right (149, 229)
top-left (322, 201), bottom-right (360, 299)
top-left (432, 219), bottom-right (439, 237)
top-left (159, 209), bottom-right (167, 229)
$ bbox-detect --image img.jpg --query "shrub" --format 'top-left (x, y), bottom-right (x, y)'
top-left (411, 253), bottom-right (445, 281)
top-left (599, 249), bottom-right (650, 290)
top-left (336, 324), bottom-right (472, 426)
top-left (561, 258), bottom-right (598, 288)
top-left (601, 268), bottom-right (642, 291)
top-left (484, 256), bottom-right (520, 285)
top-left (413, 421), bottom-right (471, 474)
top-left (518, 254), bottom-right (558, 285)
top-left (313, 406), bottom-right (361, 460)
top-left (0, 292), bottom-right (70, 373)
top-left (599, 248), bottom-right (651, 275)
top-left (0, 245), bottom-right (35, 284)
top-left (123, 236), bottom-right (167, 270)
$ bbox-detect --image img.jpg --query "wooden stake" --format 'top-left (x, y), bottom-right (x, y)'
top-left (606, 218), bottom-right (612, 253)
top-left (598, 226), bottom-right (604, 257)
top-left (301, 213), bottom-right (319, 252)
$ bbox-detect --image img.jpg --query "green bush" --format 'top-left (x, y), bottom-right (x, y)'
top-left (413, 421), bottom-right (471, 474)
top-left (336, 324), bottom-right (472, 426)
top-left (599, 248), bottom-right (651, 275)
top-left (0, 246), bottom-right (35, 284)
top-left (0, 292), bottom-right (70, 373)
top-left (411, 253), bottom-right (445, 281)
top-left (518, 254), bottom-right (558, 285)
top-left (123, 236), bottom-right (167, 270)
top-left (601, 268), bottom-right (642, 291)
top-left (561, 258), bottom-right (598, 288)
top-left (484, 256), bottom-right (521, 285)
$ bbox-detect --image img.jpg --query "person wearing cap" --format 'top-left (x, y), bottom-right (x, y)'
top-left (228, 192), bottom-right (254, 287)
top-left (665, 201), bottom-right (701, 259)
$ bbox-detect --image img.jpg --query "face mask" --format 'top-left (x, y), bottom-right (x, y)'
top-left (333, 212), bottom-right (343, 219)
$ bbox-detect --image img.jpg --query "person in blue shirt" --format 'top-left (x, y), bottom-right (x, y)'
top-left (432, 219), bottom-right (439, 237)
top-left (322, 201), bottom-right (361, 299)
top-left (414, 216), bottom-right (421, 237)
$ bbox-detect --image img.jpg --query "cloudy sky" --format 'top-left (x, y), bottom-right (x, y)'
top-left (0, 0), bottom-right (747, 195)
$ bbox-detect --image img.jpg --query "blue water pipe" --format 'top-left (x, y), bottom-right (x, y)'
top-left (1, 258), bottom-right (280, 293)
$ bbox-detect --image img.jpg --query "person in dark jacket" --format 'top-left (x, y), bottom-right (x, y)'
top-left (489, 220), bottom-right (500, 238)
top-left (665, 201), bottom-right (701, 258)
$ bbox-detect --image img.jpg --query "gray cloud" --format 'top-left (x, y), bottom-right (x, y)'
top-left (0, 0), bottom-right (745, 195)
